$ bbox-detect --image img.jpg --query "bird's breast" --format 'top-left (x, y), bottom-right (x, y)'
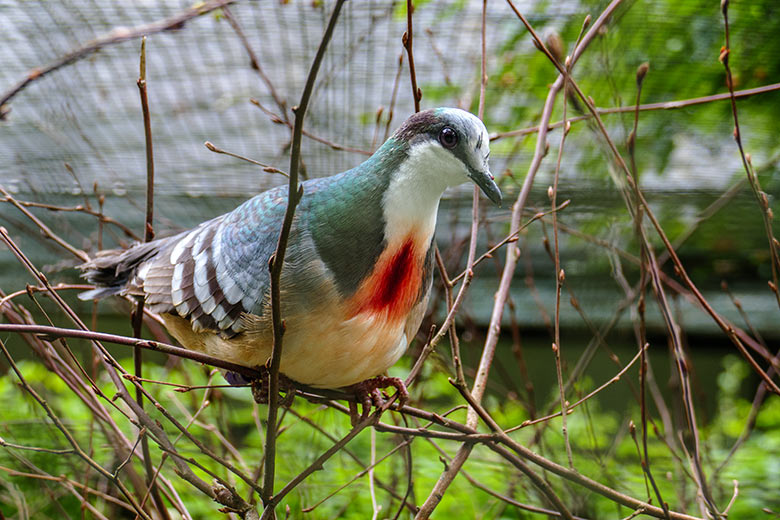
top-left (346, 235), bottom-right (425, 323)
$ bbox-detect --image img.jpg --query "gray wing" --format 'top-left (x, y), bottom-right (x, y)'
top-left (143, 184), bottom-right (339, 336)
top-left (140, 188), bottom-right (289, 335)
top-left (82, 178), bottom-right (346, 337)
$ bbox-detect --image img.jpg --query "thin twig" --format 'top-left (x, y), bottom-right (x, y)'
top-left (0, 0), bottom-right (235, 113)
top-left (261, 2), bottom-right (345, 517)
top-left (222, 4), bottom-right (288, 124)
top-left (204, 141), bottom-right (288, 177)
top-left (383, 53), bottom-right (405, 142)
top-left (0, 197), bottom-right (140, 240)
top-left (491, 82), bottom-right (780, 141)
top-left (551, 56), bottom-right (573, 469)
top-left (402, 0), bottom-right (421, 112)
top-left (0, 322), bottom-right (259, 381)
top-left (132, 37), bottom-right (169, 519)
top-left (719, 0), bottom-right (780, 311)
top-left (629, 62), bottom-right (672, 520)
top-left (250, 98), bottom-right (372, 156)
top-left (0, 186), bottom-right (89, 261)
top-left (416, 2), bottom-right (625, 514)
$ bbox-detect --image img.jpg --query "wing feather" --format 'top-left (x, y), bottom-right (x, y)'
top-left (83, 179), bottom-right (345, 340)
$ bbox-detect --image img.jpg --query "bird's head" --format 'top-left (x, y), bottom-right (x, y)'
top-left (391, 107), bottom-right (502, 206)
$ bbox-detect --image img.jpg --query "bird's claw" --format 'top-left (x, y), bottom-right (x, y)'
top-left (249, 367), bottom-right (295, 407)
top-left (349, 375), bottom-right (408, 426)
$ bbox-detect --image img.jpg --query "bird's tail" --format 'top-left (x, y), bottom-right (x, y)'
top-left (77, 240), bottom-right (163, 301)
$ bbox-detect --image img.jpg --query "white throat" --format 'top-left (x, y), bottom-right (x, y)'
top-left (382, 140), bottom-right (467, 246)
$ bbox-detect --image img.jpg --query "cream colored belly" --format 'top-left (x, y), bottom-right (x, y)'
top-left (161, 309), bottom-right (413, 388)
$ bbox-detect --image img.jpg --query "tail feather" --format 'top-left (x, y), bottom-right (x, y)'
top-left (77, 286), bottom-right (125, 301)
top-left (78, 240), bottom-right (164, 301)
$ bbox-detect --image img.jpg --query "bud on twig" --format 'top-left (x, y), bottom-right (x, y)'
top-left (636, 62), bottom-right (649, 86)
top-left (719, 46), bottom-right (729, 64)
top-left (546, 32), bottom-right (565, 64)
top-left (760, 191), bottom-right (770, 209)
top-left (581, 15), bottom-right (591, 33)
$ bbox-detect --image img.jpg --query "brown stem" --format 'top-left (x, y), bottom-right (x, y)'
top-left (403, 0), bottom-right (421, 112)
top-left (222, 5), bottom-right (289, 124)
top-left (720, 2), bottom-right (780, 311)
top-left (132, 37), bottom-right (169, 519)
top-left (383, 53), bottom-right (405, 142)
top-left (0, 186), bottom-right (89, 262)
top-left (416, 2), bottom-right (626, 515)
top-left (261, 2), bottom-right (346, 516)
top-left (204, 141), bottom-right (288, 177)
top-left (551, 62), bottom-right (573, 469)
top-left (0, 322), bottom-right (259, 379)
top-left (0, 197), bottom-right (140, 241)
top-left (491, 82), bottom-right (780, 141)
top-left (0, 0), bottom-right (236, 113)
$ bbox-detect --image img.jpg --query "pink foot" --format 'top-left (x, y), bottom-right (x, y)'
top-left (350, 376), bottom-right (408, 425)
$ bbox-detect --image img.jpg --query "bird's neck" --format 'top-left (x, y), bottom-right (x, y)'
top-left (344, 143), bottom-right (450, 321)
top-left (381, 141), bottom-right (453, 250)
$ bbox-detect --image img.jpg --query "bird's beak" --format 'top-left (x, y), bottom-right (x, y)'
top-left (468, 166), bottom-right (502, 207)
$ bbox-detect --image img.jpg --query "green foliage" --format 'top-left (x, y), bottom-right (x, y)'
top-left (1, 350), bottom-right (779, 518)
top-left (479, 0), bottom-right (780, 293)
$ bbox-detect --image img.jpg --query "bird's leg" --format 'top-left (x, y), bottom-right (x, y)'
top-left (248, 367), bottom-right (296, 407)
top-left (350, 375), bottom-right (408, 425)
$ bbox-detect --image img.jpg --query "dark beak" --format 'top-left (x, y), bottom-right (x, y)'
top-left (468, 166), bottom-right (502, 207)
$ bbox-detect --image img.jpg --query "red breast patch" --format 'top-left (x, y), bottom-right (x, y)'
top-left (348, 237), bottom-right (422, 322)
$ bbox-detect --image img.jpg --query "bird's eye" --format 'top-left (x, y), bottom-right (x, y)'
top-left (438, 127), bottom-right (458, 149)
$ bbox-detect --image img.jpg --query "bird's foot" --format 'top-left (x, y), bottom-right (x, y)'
top-left (247, 367), bottom-right (296, 407)
top-left (349, 376), bottom-right (408, 426)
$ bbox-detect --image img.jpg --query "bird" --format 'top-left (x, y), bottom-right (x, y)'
top-left (79, 107), bottom-right (501, 405)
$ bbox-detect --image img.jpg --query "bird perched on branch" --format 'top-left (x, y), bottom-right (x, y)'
top-left (79, 107), bottom-right (501, 408)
